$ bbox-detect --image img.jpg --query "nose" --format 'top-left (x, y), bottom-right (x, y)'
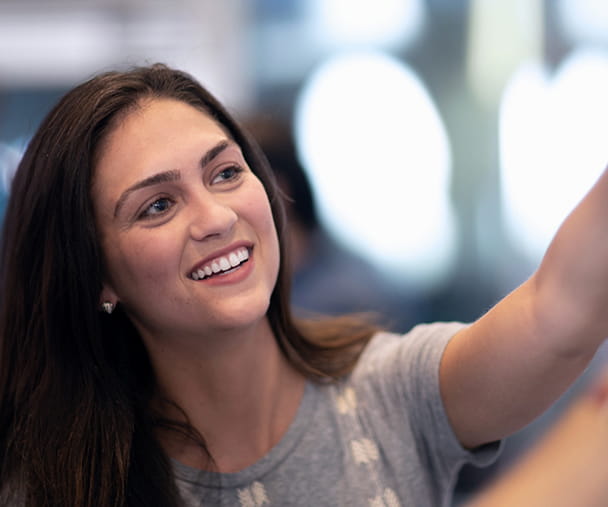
top-left (188, 192), bottom-right (238, 241)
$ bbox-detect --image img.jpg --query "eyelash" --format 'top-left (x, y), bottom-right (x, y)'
top-left (211, 164), bottom-right (244, 184)
top-left (138, 196), bottom-right (175, 220)
top-left (136, 165), bottom-right (244, 221)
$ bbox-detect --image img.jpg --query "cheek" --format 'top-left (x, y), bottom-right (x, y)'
top-left (105, 233), bottom-right (180, 295)
top-left (245, 180), bottom-right (278, 229)
top-left (248, 188), bottom-right (280, 251)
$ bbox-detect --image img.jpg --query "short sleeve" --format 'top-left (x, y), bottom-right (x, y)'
top-left (351, 322), bottom-right (502, 493)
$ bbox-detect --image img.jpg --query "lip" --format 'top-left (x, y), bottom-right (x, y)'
top-left (187, 241), bottom-right (253, 278)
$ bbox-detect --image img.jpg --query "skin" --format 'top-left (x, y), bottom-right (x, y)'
top-left (92, 98), bottom-right (305, 471)
top-left (94, 99), bottom-right (280, 341)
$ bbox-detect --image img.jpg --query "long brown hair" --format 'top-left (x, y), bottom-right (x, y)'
top-left (0, 64), bottom-right (377, 506)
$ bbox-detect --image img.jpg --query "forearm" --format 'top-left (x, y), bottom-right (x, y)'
top-left (441, 167), bottom-right (608, 448)
top-left (533, 166), bottom-right (608, 347)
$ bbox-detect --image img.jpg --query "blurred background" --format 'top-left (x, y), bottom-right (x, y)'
top-left (2, 0), bottom-right (608, 321)
top-left (2, 0), bottom-right (608, 501)
top-left (2, 0), bottom-right (608, 326)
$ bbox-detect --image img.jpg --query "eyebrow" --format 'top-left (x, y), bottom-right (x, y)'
top-left (113, 139), bottom-right (232, 217)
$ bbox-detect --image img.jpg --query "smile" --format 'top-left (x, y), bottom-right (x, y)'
top-left (190, 247), bottom-right (250, 280)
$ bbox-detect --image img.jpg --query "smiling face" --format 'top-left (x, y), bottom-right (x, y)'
top-left (92, 98), bottom-right (280, 343)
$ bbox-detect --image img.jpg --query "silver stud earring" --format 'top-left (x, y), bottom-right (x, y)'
top-left (101, 301), bottom-right (115, 314)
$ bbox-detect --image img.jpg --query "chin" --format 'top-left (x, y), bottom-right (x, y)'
top-left (204, 296), bottom-right (272, 332)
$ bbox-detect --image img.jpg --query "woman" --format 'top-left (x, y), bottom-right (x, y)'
top-left (0, 63), bottom-right (607, 506)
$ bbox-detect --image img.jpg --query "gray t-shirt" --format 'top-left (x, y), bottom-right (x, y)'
top-left (173, 322), bottom-right (500, 507)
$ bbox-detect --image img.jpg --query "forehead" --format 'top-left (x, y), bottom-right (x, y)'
top-left (93, 98), bottom-right (231, 185)
top-left (103, 98), bottom-right (228, 157)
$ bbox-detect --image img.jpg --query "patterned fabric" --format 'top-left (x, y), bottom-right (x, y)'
top-left (173, 322), bottom-right (501, 506)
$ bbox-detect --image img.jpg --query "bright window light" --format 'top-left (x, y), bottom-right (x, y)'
top-left (310, 0), bottom-right (425, 50)
top-left (0, 12), bottom-right (119, 85)
top-left (499, 48), bottom-right (608, 261)
top-left (295, 51), bottom-right (456, 289)
top-left (558, 0), bottom-right (608, 45)
top-left (0, 141), bottom-right (26, 194)
top-left (467, 0), bottom-right (543, 106)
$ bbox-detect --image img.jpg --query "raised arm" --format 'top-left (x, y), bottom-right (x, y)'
top-left (440, 165), bottom-right (608, 448)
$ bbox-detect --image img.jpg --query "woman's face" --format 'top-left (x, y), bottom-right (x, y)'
top-left (92, 98), bottom-right (280, 341)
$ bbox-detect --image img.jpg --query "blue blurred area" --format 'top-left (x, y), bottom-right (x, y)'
top-left (0, 89), bottom-right (64, 141)
top-left (0, 88), bottom-right (66, 217)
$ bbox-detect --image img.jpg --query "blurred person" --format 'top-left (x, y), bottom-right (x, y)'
top-left (454, 331), bottom-right (608, 505)
top-left (242, 115), bottom-right (428, 332)
top-left (467, 367), bottom-right (608, 507)
top-left (2, 63), bottom-right (608, 507)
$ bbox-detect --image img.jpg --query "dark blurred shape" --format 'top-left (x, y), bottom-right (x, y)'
top-left (243, 114), bottom-right (428, 333)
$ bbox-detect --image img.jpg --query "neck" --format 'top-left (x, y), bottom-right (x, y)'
top-left (142, 318), bottom-right (306, 472)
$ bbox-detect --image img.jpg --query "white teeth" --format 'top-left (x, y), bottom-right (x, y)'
top-left (229, 252), bottom-right (239, 267)
top-left (191, 247), bottom-right (250, 280)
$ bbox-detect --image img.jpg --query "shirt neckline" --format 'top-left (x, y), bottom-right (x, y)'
top-left (172, 380), bottom-right (319, 489)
